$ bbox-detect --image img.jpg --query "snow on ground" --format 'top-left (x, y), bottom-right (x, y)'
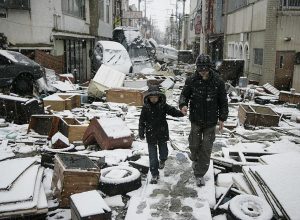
top-left (0, 86), bottom-right (300, 219)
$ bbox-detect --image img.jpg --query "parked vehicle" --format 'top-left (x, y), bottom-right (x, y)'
top-left (155, 45), bottom-right (178, 64)
top-left (0, 49), bottom-right (44, 95)
top-left (91, 41), bottom-right (132, 75)
top-left (112, 26), bottom-right (153, 73)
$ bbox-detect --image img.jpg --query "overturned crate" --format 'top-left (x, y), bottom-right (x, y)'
top-left (58, 117), bottom-right (89, 143)
top-left (83, 117), bottom-right (133, 150)
top-left (238, 104), bottom-right (280, 127)
top-left (106, 87), bottom-right (146, 106)
top-left (51, 153), bottom-right (100, 208)
top-left (0, 94), bottom-right (44, 124)
top-left (43, 93), bottom-right (81, 111)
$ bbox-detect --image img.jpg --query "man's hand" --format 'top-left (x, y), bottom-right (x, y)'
top-left (219, 121), bottom-right (224, 132)
top-left (181, 106), bottom-right (188, 116)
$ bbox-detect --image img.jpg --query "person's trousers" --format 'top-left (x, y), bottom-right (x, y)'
top-left (188, 124), bottom-right (216, 177)
top-left (148, 142), bottom-right (168, 176)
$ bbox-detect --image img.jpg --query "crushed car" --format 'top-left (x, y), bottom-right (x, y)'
top-left (0, 49), bottom-right (44, 95)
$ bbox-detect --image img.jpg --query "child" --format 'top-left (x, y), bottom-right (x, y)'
top-left (139, 85), bottom-right (184, 184)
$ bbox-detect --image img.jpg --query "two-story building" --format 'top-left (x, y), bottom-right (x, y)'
top-left (0, 0), bottom-right (122, 82)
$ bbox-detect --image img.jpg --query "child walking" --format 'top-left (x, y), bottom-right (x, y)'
top-left (139, 85), bottom-right (184, 184)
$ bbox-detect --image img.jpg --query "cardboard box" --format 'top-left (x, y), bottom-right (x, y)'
top-left (51, 154), bottom-right (100, 208)
top-left (238, 104), bottom-right (280, 127)
top-left (106, 87), bottom-right (146, 106)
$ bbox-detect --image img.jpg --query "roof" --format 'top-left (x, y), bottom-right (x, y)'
top-left (96, 41), bottom-right (127, 51)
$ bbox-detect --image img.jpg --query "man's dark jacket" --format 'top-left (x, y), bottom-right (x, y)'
top-left (139, 86), bottom-right (184, 144)
top-left (179, 70), bottom-right (228, 127)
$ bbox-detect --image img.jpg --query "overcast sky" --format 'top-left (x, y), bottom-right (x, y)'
top-left (128, 0), bottom-right (190, 32)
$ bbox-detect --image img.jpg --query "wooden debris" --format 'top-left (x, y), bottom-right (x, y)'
top-left (238, 104), bottom-right (280, 127)
top-left (0, 94), bottom-right (44, 124)
top-left (106, 87), bottom-right (146, 106)
top-left (83, 117), bottom-right (133, 150)
top-left (51, 153), bottom-right (100, 208)
top-left (51, 132), bottom-right (70, 149)
top-left (70, 190), bottom-right (112, 220)
top-left (42, 93), bottom-right (81, 111)
top-left (27, 115), bottom-right (60, 137)
top-left (263, 83), bottom-right (280, 96)
top-left (58, 117), bottom-right (89, 143)
top-left (279, 91), bottom-right (300, 104)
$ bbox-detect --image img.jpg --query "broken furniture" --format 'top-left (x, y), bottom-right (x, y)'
top-left (88, 65), bottom-right (125, 98)
top-left (83, 117), bottom-right (133, 150)
top-left (279, 91), bottom-right (300, 104)
top-left (0, 94), bottom-right (44, 124)
top-left (105, 87), bottom-right (146, 106)
top-left (51, 153), bottom-right (100, 207)
top-left (99, 166), bottom-right (141, 196)
top-left (70, 190), bottom-right (112, 220)
top-left (42, 93), bottom-right (81, 111)
top-left (51, 132), bottom-right (70, 149)
top-left (58, 117), bottom-right (89, 143)
top-left (238, 104), bottom-right (280, 127)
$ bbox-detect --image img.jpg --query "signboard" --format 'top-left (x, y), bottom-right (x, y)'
top-left (123, 11), bottom-right (143, 19)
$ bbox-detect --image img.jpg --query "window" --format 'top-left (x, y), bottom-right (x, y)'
top-left (62, 0), bottom-right (85, 19)
top-left (254, 48), bottom-right (263, 65)
top-left (99, 0), bottom-right (104, 21)
top-left (0, 55), bottom-right (10, 65)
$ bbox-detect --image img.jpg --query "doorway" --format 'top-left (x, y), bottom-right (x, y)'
top-left (275, 51), bottom-right (295, 91)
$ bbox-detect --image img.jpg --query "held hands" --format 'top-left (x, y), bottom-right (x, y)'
top-left (219, 121), bottom-right (224, 132)
top-left (181, 106), bottom-right (188, 116)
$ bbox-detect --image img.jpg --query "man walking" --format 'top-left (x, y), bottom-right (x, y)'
top-left (179, 54), bottom-right (228, 187)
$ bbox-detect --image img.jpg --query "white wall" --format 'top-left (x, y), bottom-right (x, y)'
top-left (226, 0), bottom-right (267, 34)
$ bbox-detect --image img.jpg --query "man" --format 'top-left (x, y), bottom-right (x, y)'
top-left (179, 54), bottom-right (228, 187)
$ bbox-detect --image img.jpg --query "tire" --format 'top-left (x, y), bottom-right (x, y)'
top-left (227, 195), bottom-right (273, 220)
top-left (99, 166), bottom-right (141, 196)
top-left (12, 74), bottom-right (33, 95)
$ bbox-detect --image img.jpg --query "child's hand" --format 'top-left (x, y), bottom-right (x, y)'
top-left (181, 106), bottom-right (188, 116)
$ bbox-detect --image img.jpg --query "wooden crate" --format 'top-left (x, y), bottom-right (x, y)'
top-left (27, 115), bottom-right (60, 137)
top-left (279, 91), bottom-right (300, 104)
top-left (238, 104), bottom-right (280, 127)
top-left (43, 93), bottom-right (81, 111)
top-left (0, 94), bottom-right (44, 124)
top-left (83, 117), bottom-right (133, 150)
top-left (70, 190), bottom-right (111, 220)
top-left (58, 117), bottom-right (89, 143)
top-left (106, 88), bottom-right (146, 106)
top-left (51, 153), bottom-right (100, 208)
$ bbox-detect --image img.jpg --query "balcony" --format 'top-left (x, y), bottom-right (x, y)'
top-left (279, 0), bottom-right (300, 10)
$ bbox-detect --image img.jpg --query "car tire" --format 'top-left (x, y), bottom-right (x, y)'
top-left (99, 166), bottom-right (141, 196)
top-left (12, 74), bottom-right (33, 95)
top-left (227, 195), bottom-right (273, 220)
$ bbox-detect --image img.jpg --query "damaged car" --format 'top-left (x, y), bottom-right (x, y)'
top-left (0, 49), bottom-right (44, 95)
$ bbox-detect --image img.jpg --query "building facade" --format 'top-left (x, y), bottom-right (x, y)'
top-left (0, 0), bottom-right (121, 82)
top-left (224, 0), bottom-right (300, 91)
